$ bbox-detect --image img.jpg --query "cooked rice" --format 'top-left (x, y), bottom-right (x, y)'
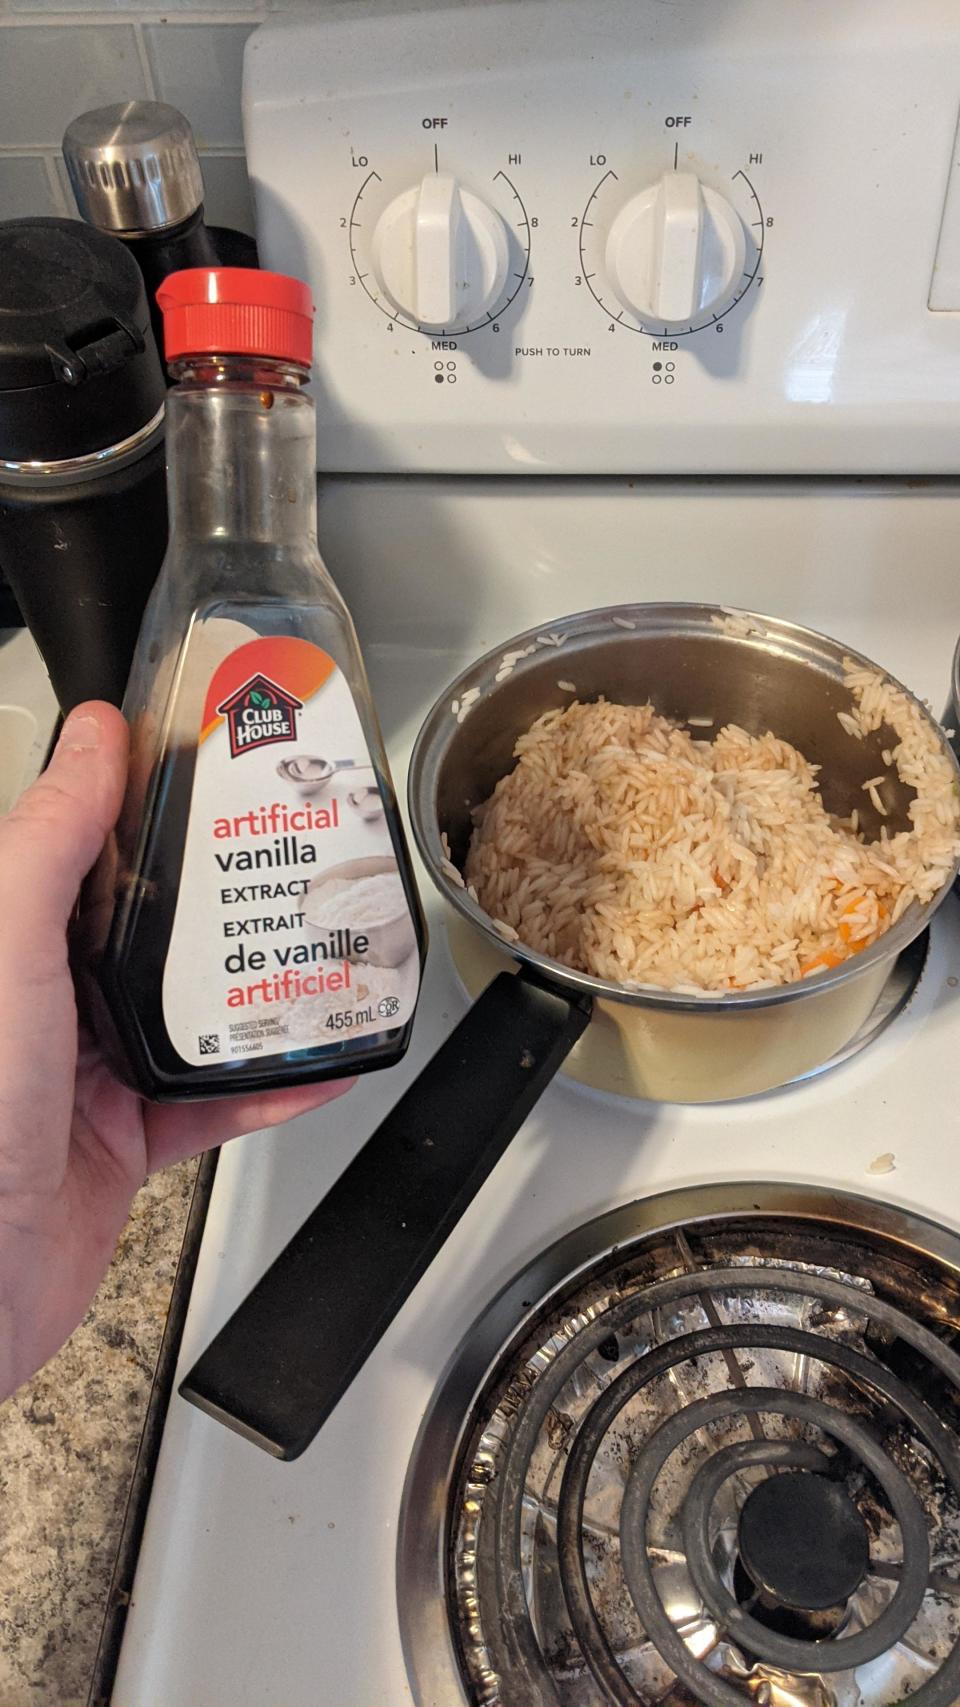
top-left (441, 855), bottom-right (465, 887)
top-left (711, 610), bottom-right (766, 639)
top-left (493, 918), bottom-right (520, 941)
top-left (462, 664), bottom-right (960, 993)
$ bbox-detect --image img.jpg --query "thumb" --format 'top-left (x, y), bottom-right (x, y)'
top-left (0, 703), bottom-right (129, 958)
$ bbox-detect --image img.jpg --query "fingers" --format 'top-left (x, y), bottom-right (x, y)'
top-left (143, 1076), bottom-right (356, 1173)
top-left (0, 703), bottom-right (128, 960)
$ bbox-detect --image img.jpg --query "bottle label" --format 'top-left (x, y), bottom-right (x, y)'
top-left (162, 635), bottom-right (420, 1067)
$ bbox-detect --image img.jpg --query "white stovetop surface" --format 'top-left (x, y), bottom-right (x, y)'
top-left (0, 627), bottom-right (58, 809)
top-left (113, 478), bottom-right (960, 1706)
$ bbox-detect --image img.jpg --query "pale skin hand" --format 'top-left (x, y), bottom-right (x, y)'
top-left (0, 702), bottom-right (352, 1401)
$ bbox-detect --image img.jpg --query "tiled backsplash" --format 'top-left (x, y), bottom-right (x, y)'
top-left (0, 3), bottom-right (274, 235)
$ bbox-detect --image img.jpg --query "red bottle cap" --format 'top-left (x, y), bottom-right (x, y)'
top-left (157, 268), bottom-right (314, 366)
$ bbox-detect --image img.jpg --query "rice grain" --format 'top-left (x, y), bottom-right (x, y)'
top-left (462, 667), bottom-right (960, 994)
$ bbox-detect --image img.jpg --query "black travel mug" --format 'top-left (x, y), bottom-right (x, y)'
top-left (0, 218), bottom-right (167, 711)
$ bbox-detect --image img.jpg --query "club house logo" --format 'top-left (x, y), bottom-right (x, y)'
top-left (217, 674), bottom-right (304, 758)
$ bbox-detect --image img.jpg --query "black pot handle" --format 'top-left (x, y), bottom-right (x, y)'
top-left (179, 972), bottom-right (592, 1460)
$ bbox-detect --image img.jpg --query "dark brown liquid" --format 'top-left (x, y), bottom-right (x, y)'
top-left (81, 744), bottom-right (427, 1102)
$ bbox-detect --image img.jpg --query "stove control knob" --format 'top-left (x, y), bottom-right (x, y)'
top-left (371, 171), bottom-right (509, 332)
top-left (605, 169), bottom-right (747, 328)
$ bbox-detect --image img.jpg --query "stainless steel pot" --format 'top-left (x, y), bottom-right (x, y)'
top-left (947, 631), bottom-right (960, 769)
top-left (181, 603), bottom-right (960, 1461)
top-left (410, 602), bottom-right (960, 1102)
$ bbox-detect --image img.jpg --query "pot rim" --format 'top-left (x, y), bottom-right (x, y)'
top-left (408, 601), bottom-right (960, 1014)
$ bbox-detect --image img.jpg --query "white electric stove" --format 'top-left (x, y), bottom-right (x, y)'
top-left (107, 6), bottom-right (960, 1704)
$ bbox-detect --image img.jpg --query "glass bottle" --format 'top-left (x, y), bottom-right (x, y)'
top-left (81, 268), bottom-right (425, 1101)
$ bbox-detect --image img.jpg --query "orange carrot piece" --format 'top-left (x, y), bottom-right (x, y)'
top-left (800, 949), bottom-right (846, 975)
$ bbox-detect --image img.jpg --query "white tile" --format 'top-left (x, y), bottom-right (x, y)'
top-left (0, 24), bottom-right (148, 147)
top-left (198, 151), bottom-right (254, 236)
top-left (13, 0), bottom-right (261, 11)
top-left (143, 22), bottom-right (255, 149)
top-left (0, 154), bottom-right (62, 219)
top-left (52, 151), bottom-right (79, 215)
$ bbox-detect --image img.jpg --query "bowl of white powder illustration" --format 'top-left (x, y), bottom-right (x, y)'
top-left (303, 856), bottom-right (416, 968)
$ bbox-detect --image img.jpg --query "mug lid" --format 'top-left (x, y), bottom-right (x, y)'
top-left (0, 218), bottom-right (164, 464)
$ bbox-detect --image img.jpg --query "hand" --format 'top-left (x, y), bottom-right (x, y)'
top-left (0, 703), bottom-right (352, 1401)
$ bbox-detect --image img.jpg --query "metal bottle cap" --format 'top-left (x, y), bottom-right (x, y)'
top-left (63, 100), bottom-right (205, 236)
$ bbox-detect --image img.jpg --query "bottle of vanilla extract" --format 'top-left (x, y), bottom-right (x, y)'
top-left (81, 268), bottom-right (425, 1100)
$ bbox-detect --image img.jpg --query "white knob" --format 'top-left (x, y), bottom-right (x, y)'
top-left (371, 172), bottom-right (509, 331)
top-left (605, 169), bottom-right (747, 329)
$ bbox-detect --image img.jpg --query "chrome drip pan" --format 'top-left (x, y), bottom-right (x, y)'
top-left (398, 1185), bottom-right (960, 1707)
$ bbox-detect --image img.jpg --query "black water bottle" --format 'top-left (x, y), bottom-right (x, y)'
top-left (63, 102), bottom-right (258, 373)
top-left (0, 219), bottom-right (167, 711)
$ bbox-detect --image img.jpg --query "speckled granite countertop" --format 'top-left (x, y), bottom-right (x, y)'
top-left (0, 630), bottom-right (196, 1706)
top-left (0, 1160), bottom-right (197, 1707)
